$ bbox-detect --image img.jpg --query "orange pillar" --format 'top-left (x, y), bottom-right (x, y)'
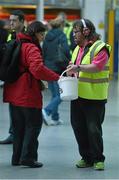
top-left (107, 9), bottom-right (115, 79)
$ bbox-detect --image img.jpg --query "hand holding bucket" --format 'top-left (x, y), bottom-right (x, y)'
top-left (58, 68), bottom-right (78, 101)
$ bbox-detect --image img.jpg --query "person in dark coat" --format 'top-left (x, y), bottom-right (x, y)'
top-left (0, 20), bottom-right (9, 86)
top-left (42, 18), bottom-right (71, 126)
top-left (0, 20), bottom-right (8, 44)
top-left (0, 20), bottom-right (9, 60)
top-left (3, 21), bottom-right (59, 168)
top-left (0, 10), bottom-right (26, 145)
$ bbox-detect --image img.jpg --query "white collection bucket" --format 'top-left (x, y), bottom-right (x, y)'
top-left (58, 69), bottom-right (78, 101)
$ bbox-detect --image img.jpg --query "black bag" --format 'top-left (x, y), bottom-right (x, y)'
top-left (0, 39), bottom-right (27, 83)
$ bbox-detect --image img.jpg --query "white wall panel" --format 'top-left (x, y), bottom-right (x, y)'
top-left (83, 0), bottom-right (105, 40)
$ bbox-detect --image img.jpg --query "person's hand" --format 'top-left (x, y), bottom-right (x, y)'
top-left (66, 64), bottom-right (79, 76)
top-left (66, 62), bottom-right (75, 76)
top-left (66, 64), bottom-right (74, 76)
top-left (67, 61), bottom-right (74, 68)
top-left (66, 70), bottom-right (74, 76)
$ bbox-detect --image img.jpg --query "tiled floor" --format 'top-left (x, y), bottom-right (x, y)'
top-left (0, 79), bottom-right (119, 179)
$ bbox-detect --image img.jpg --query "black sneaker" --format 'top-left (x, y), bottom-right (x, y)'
top-left (20, 160), bottom-right (43, 168)
top-left (0, 135), bottom-right (13, 144)
top-left (12, 162), bottom-right (20, 166)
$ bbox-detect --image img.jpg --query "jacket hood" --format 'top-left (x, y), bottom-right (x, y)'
top-left (45, 28), bottom-right (63, 42)
top-left (16, 32), bottom-right (32, 42)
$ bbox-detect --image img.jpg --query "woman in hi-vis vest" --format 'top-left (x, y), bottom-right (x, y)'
top-left (67, 19), bottom-right (111, 171)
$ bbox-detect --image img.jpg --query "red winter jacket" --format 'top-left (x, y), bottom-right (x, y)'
top-left (3, 33), bottom-right (59, 108)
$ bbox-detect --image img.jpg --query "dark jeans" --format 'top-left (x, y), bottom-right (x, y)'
top-left (10, 104), bottom-right (43, 163)
top-left (71, 98), bottom-right (105, 163)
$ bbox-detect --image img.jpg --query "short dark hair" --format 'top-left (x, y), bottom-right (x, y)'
top-left (27, 21), bottom-right (46, 36)
top-left (11, 10), bottom-right (25, 22)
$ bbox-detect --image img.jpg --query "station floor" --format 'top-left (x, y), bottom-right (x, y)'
top-left (0, 79), bottom-right (119, 180)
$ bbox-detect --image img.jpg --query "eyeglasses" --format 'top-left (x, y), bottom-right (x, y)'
top-left (73, 30), bottom-right (81, 36)
top-left (40, 32), bottom-right (45, 36)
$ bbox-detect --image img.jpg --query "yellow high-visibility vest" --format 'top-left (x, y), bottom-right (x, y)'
top-left (72, 40), bottom-right (111, 100)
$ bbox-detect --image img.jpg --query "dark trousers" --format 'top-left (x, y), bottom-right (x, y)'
top-left (10, 104), bottom-right (43, 163)
top-left (71, 99), bottom-right (105, 163)
top-left (9, 104), bottom-right (14, 137)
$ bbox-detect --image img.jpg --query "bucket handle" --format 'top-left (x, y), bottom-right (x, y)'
top-left (60, 68), bottom-right (77, 79)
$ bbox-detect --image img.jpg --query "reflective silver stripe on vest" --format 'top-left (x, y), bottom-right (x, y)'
top-left (79, 77), bottom-right (109, 83)
top-left (90, 41), bottom-right (105, 61)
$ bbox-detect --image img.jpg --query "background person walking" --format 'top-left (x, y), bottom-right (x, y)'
top-left (42, 18), bottom-right (71, 126)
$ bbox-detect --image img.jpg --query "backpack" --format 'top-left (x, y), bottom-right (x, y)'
top-left (55, 43), bottom-right (69, 71)
top-left (0, 39), bottom-right (28, 83)
top-left (43, 33), bottom-right (70, 74)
